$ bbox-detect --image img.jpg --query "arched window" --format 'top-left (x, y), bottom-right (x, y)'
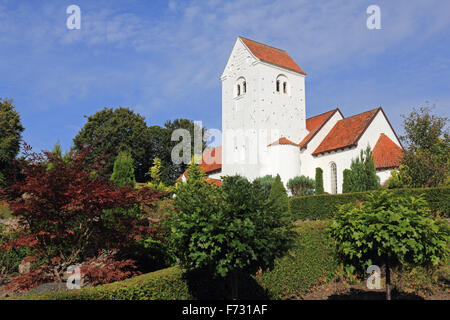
top-left (235, 77), bottom-right (247, 98)
top-left (330, 162), bottom-right (337, 194)
top-left (276, 74), bottom-right (289, 95)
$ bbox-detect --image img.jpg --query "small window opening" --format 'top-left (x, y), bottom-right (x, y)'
top-left (237, 84), bottom-right (241, 96)
top-left (243, 81), bottom-right (246, 94)
top-left (276, 80), bottom-right (280, 92)
top-left (283, 82), bottom-right (287, 94)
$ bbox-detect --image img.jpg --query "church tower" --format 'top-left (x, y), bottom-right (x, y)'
top-left (220, 37), bottom-right (308, 181)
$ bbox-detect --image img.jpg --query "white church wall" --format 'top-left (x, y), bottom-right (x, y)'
top-left (262, 144), bottom-right (301, 187)
top-left (377, 169), bottom-right (393, 186)
top-left (221, 38), bottom-right (306, 181)
top-left (300, 111), bottom-right (343, 181)
top-left (311, 110), bottom-right (400, 193)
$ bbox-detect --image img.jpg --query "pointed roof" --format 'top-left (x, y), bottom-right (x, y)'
top-left (299, 109), bottom-right (342, 149)
top-left (268, 137), bottom-right (298, 147)
top-left (199, 146), bottom-right (222, 173)
top-left (372, 134), bottom-right (403, 169)
top-left (239, 37), bottom-right (306, 75)
top-left (312, 108), bottom-right (381, 156)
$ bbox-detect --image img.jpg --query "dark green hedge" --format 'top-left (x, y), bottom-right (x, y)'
top-left (289, 187), bottom-right (450, 221)
top-left (11, 221), bottom-right (336, 300)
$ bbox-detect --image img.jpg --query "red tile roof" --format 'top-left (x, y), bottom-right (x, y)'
top-left (199, 146), bottom-right (222, 173)
top-left (268, 137), bottom-right (298, 147)
top-left (205, 178), bottom-right (222, 187)
top-left (299, 109), bottom-right (341, 149)
top-left (240, 37), bottom-right (306, 75)
top-left (372, 134), bottom-right (403, 169)
top-left (312, 108), bottom-right (381, 156)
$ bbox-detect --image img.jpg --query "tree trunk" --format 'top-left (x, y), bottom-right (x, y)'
top-left (385, 259), bottom-right (391, 300)
top-left (231, 272), bottom-right (239, 300)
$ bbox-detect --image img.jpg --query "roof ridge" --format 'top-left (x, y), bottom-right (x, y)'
top-left (307, 108), bottom-right (340, 120)
top-left (239, 36), bottom-right (286, 53)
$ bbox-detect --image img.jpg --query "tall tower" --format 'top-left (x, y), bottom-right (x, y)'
top-left (221, 37), bottom-right (308, 181)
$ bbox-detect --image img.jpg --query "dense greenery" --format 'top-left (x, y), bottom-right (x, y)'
top-left (110, 151), bottom-right (136, 188)
top-left (315, 167), bottom-right (324, 194)
top-left (171, 163), bottom-right (293, 298)
top-left (253, 175), bottom-right (276, 199)
top-left (330, 190), bottom-right (449, 299)
top-left (342, 146), bottom-right (379, 193)
top-left (289, 187), bottom-right (450, 221)
top-left (286, 175), bottom-right (315, 196)
top-left (268, 175), bottom-right (290, 220)
top-left (73, 107), bottom-right (151, 182)
top-left (397, 106), bottom-right (449, 188)
top-left (0, 98), bottom-right (24, 186)
top-left (16, 221), bottom-right (337, 300)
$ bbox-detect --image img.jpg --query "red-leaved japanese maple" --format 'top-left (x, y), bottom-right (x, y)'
top-left (0, 145), bottom-right (162, 291)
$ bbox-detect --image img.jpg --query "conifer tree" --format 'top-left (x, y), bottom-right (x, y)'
top-left (268, 174), bottom-right (289, 216)
top-left (315, 167), bottom-right (324, 194)
top-left (110, 151), bottom-right (136, 188)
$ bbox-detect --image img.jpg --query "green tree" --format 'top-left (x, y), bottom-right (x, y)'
top-left (253, 175), bottom-right (276, 199)
top-left (110, 151), bottom-right (136, 188)
top-left (172, 171), bottom-right (293, 299)
top-left (342, 169), bottom-right (352, 193)
top-left (343, 146), bottom-right (379, 193)
top-left (268, 174), bottom-right (290, 218)
top-left (146, 157), bottom-right (173, 193)
top-left (287, 175), bottom-right (315, 196)
top-left (315, 168), bottom-right (324, 194)
top-left (73, 107), bottom-right (151, 182)
top-left (330, 191), bottom-right (449, 300)
top-left (399, 106), bottom-right (449, 187)
top-left (0, 98), bottom-right (24, 185)
top-left (149, 119), bottom-right (208, 185)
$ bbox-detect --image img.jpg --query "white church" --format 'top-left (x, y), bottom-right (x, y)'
top-left (179, 36), bottom-right (404, 194)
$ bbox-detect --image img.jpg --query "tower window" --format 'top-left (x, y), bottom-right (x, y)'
top-left (243, 81), bottom-right (246, 94)
top-left (283, 82), bottom-right (287, 93)
top-left (276, 80), bottom-right (280, 92)
top-left (237, 84), bottom-right (241, 96)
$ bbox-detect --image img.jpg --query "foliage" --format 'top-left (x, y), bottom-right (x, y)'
top-left (148, 119), bottom-right (208, 185)
top-left (0, 98), bottom-right (24, 186)
top-left (0, 226), bottom-right (32, 275)
top-left (253, 175), bottom-right (276, 199)
top-left (289, 187), bottom-right (450, 221)
top-left (172, 164), bottom-right (294, 298)
top-left (330, 190), bottom-right (449, 298)
top-left (110, 151), bottom-right (136, 188)
top-left (80, 254), bottom-right (141, 286)
top-left (73, 107), bottom-right (151, 182)
top-left (399, 106), bottom-right (449, 187)
top-left (286, 175), bottom-right (315, 196)
top-left (315, 168), bottom-right (324, 195)
top-left (268, 175), bottom-right (290, 219)
top-left (385, 165), bottom-right (412, 189)
top-left (0, 146), bottom-right (162, 291)
top-left (145, 157), bottom-right (173, 193)
top-left (343, 146), bottom-right (379, 193)
top-left (342, 169), bottom-right (352, 194)
top-left (258, 221), bottom-right (338, 299)
top-left (17, 221), bottom-right (337, 300)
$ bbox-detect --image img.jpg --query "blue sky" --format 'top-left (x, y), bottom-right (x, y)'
top-left (0, 0), bottom-right (449, 152)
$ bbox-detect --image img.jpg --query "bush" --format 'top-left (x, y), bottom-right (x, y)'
top-left (330, 190), bottom-right (449, 299)
top-left (258, 221), bottom-right (337, 299)
top-left (287, 176), bottom-right (315, 196)
top-left (290, 187), bottom-right (450, 221)
top-left (16, 221), bottom-right (337, 300)
top-left (0, 201), bottom-right (11, 219)
top-left (253, 175), bottom-right (276, 199)
top-left (315, 168), bottom-right (324, 195)
top-left (110, 151), bottom-right (136, 188)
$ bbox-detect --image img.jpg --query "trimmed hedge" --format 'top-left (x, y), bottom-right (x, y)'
top-left (10, 221), bottom-right (336, 300)
top-left (290, 187), bottom-right (450, 221)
